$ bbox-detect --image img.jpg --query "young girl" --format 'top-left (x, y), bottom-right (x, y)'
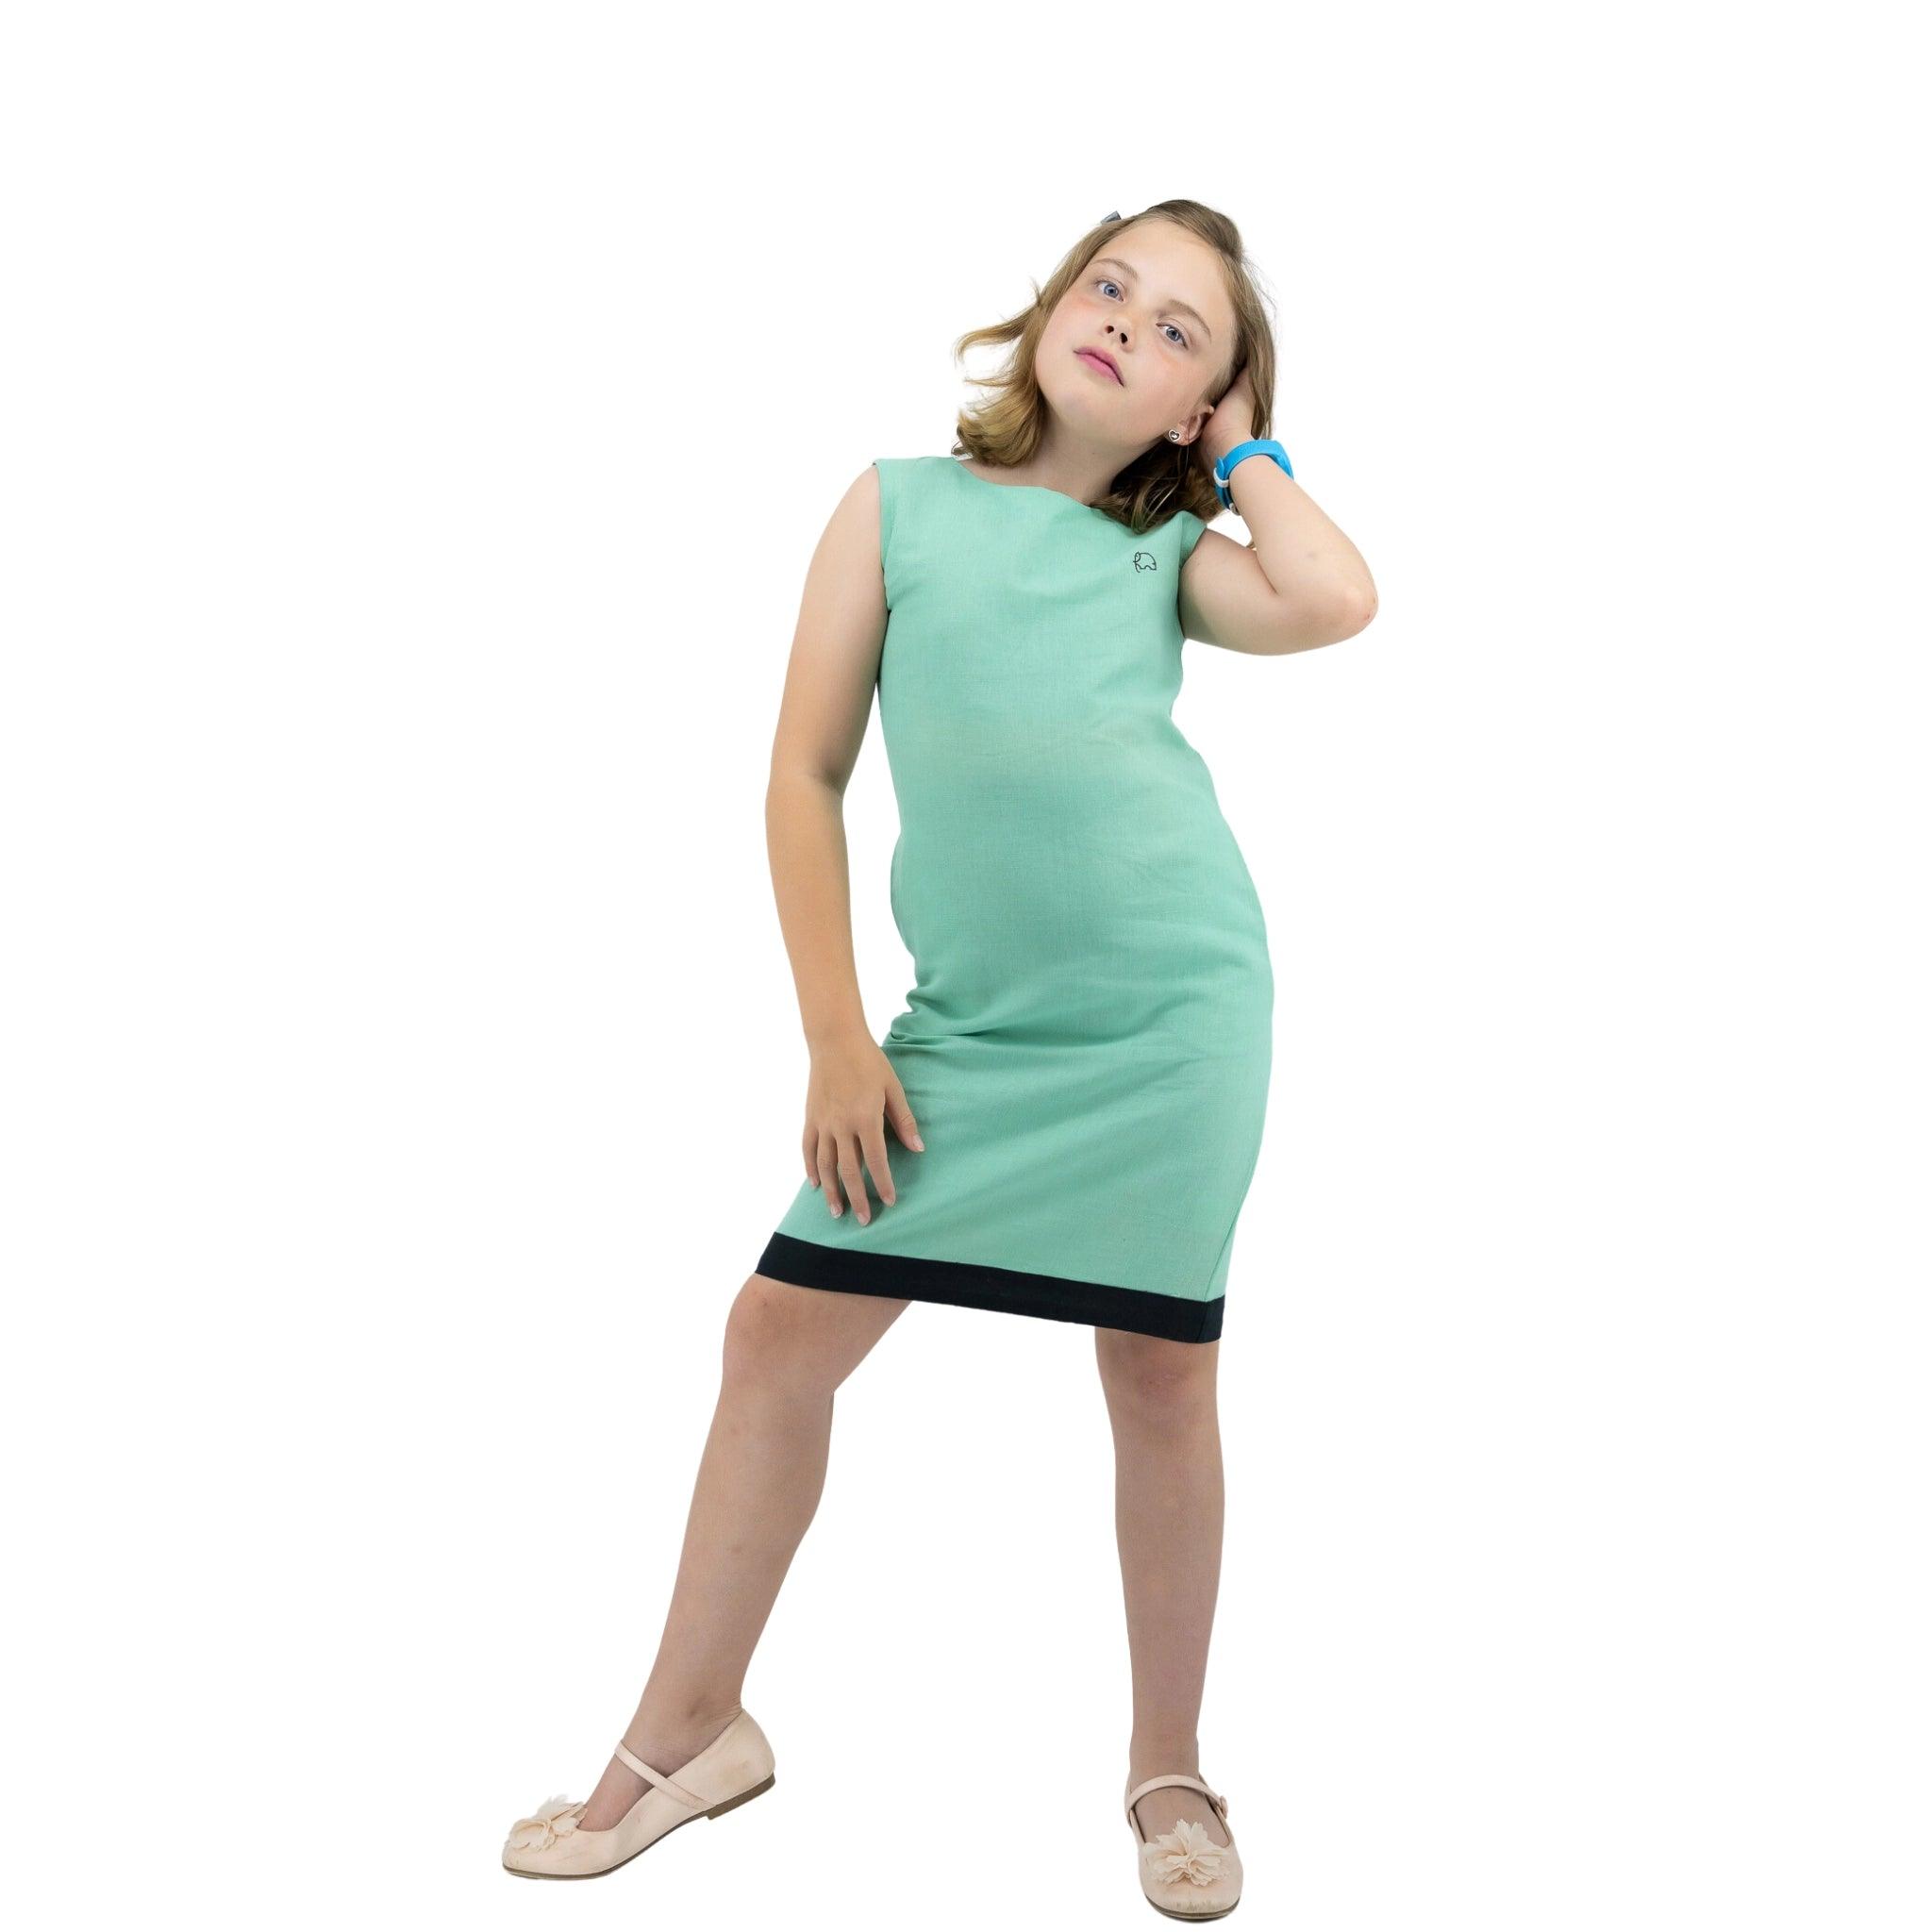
top-left (502, 199), bottom-right (1376, 1918)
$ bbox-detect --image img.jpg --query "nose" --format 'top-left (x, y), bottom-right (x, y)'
top-left (1107, 322), bottom-right (1128, 344)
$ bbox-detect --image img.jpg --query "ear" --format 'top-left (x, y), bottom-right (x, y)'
top-left (1170, 405), bottom-right (1216, 447)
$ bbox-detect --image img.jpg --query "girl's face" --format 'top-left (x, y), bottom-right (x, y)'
top-left (1036, 222), bottom-right (1237, 454)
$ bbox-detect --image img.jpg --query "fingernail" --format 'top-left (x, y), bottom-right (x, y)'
top-left (911, 1136), bottom-right (924, 1150)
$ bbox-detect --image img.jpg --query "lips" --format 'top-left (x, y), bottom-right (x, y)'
top-left (1075, 346), bottom-right (1123, 384)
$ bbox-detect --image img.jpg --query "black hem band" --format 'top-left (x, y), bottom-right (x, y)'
top-left (753, 1230), bottom-right (1223, 1342)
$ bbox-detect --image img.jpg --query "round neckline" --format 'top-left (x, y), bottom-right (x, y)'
top-left (945, 457), bottom-right (1112, 517)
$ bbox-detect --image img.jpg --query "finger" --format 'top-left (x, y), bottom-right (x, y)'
top-left (802, 1124), bottom-right (822, 1189)
top-left (837, 1135), bottom-right (871, 1224)
top-left (860, 1121), bottom-right (896, 1208)
top-left (817, 1131), bottom-right (845, 1216)
top-left (884, 1085), bottom-right (924, 1152)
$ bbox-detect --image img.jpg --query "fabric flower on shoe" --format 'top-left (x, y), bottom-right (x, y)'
top-left (505, 1794), bottom-right (586, 1853)
top-left (1143, 1815), bottom-right (1228, 1887)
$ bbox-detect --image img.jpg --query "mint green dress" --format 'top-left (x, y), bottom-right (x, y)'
top-left (756, 455), bottom-right (1274, 1341)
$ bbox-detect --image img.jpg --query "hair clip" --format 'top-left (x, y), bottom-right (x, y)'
top-left (1099, 209), bottom-right (1121, 223)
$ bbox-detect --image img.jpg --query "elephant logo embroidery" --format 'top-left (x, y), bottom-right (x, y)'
top-left (1133, 551), bottom-right (1158, 572)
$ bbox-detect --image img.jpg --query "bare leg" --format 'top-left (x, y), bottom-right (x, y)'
top-left (1094, 1327), bottom-right (1233, 1851)
top-left (575, 1273), bottom-right (910, 1828)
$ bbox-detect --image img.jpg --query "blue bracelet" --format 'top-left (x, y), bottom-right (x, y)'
top-left (1211, 437), bottom-right (1292, 511)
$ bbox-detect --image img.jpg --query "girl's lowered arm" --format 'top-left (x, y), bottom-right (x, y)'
top-left (764, 463), bottom-right (923, 1222)
top-left (764, 466), bottom-right (890, 1050)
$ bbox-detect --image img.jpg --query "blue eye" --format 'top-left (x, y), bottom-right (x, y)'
top-left (1096, 278), bottom-right (1190, 348)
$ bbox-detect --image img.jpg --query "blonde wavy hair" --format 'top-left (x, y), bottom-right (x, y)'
top-left (951, 199), bottom-right (1277, 534)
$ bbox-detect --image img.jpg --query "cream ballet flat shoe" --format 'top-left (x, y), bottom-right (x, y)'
top-left (502, 1707), bottom-right (776, 1880)
top-left (1125, 1773), bottom-right (1243, 1919)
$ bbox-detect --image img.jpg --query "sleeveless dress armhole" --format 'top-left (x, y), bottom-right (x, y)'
top-left (1174, 506), bottom-right (1208, 566)
top-left (873, 457), bottom-right (898, 608)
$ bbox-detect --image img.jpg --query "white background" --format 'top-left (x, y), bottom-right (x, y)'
top-left (4, 4), bottom-right (1925, 1926)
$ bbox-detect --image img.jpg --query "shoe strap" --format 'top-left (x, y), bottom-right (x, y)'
top-left (1124, 1773), bottom-right (1229, 1826)
top-left (612, 1739), bottom-right (708, 1813)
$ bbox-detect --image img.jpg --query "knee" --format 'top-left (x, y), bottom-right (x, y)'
top-left (1096, 1331), bottom-right (1218, 1424)
top-left (720, 1275), bottom-right (837, 1397)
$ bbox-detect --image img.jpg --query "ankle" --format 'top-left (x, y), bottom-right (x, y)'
top-left (1128, 1736), bottom-right (1203, 1783)
top-left (627, 1696), bottom-right (744, 1757)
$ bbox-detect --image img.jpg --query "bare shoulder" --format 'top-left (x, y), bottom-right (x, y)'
top-left (791, 465), bottom-right (889, 645)
top-left (810, 463), bottom-right (883, 565)
top-left (837, 461), bottom-right (881, 521)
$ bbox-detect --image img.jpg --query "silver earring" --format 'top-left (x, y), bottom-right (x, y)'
top-left (1167, 429), bottom-right (1181, 441)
